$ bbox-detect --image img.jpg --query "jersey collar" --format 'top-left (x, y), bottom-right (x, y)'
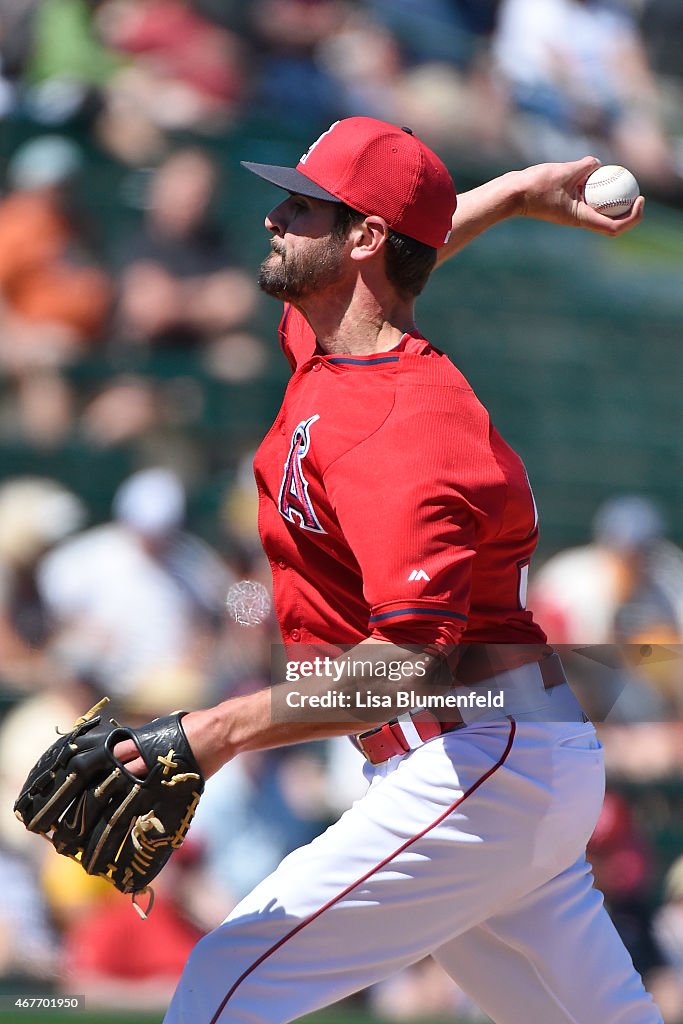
top-left (324, 329), bottom-right (431, 367)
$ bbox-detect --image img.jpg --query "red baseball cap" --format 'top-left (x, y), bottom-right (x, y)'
top-left (242, 117), bottom-right (457, 249)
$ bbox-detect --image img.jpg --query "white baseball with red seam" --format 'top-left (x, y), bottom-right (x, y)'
top-left (226, 579), bottom-right (271, 626)
top-left (584, 165), bottom-right (640, 218)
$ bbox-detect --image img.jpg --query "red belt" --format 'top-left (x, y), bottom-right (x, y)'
top-left (355, 653), bottom-right (567, 766)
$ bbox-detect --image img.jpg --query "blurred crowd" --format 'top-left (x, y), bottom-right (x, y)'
top-left (1, 0), bottom-right (683, 1020)
top-left (0, 0), bottom-right (683, 451)
top-left (0, 0), bottom-right (681, 185)
top-left (0, 132), bottom-right (263, 452)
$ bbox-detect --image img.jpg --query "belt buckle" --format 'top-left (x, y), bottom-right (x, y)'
top-left (355, 722), bottom-right (384, 763)
top-left (355, 718), bottom-right (405, 765)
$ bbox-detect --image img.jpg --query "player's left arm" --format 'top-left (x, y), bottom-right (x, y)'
top-left (113, 637), bottom-right (445, 779)
top-left (436, 156), bottom-right (644, 266)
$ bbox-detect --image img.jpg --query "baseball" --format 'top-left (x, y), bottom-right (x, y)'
top-left (584, 165), bottom-right (640, 218)
top-left (226, 579), bottom-right (272, 626)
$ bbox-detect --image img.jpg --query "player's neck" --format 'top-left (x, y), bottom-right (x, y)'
top-left (297, 284), bottom-right (417, 356)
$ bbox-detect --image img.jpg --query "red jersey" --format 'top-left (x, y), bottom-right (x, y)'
top-left (254, 304), bottom-right (547, 650)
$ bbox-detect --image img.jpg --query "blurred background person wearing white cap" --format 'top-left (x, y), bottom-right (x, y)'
top-left (37, 466), bottom-right (232, 705)
top-left (0, 476), bottom-right (85, 691)
top-left (530, 494), bottom-right (683, 647)
top-left (530, 494), bottom-right (683, 752)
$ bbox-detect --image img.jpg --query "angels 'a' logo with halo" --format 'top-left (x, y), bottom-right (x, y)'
top-left (278, 415), bottom-right (325, 533)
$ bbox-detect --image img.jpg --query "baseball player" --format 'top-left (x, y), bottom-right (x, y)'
top-left (116, 118), bottom-right (659, 1023)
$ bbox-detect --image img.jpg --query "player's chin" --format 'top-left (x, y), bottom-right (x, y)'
top-left (258, 269), bottom-right (302, 301)
top-left (258, 275), bottom-right (289, 300)
top-left (258, 256), bottom-right (288, 298)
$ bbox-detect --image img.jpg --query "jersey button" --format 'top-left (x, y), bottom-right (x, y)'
top-left (278, 559), bottom-right (287, 569)
top-left (313, 361), bottom-right (322, 371)
top-left (290, 628), bottom-right (301, 641)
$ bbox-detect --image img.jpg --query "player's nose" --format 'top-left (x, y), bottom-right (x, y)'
top-left (265, 199), bottom-right (289, 236)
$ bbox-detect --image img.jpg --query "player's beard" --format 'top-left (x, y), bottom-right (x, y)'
top-left (258, 235), bottom-right (345, 301)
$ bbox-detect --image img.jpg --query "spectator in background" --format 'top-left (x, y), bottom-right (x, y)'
top-left (248, 0), bottom-right (346, 127)
top-left (0, 841), bottom-right (59, 987)
top-left (0, 477), bottom-right (85, 690)
top-left (115, 148), bottom-right (262, 375)
top-left (366, 0), bottom-right (499, 68)
top-left (651, 855), bottom-right (683, 1023)
top-left (315, 4), bottom-right (499, 153)
top-left (0, 135), bottom-right (112, 365)
top-left (248, 0), bottom-right (502, 153)
top-left (316, 10), bottom-right (405, 125)
top-left (79, 373), bottom-right (168, 448)
top-left (61, 840), bottom-right (222, 1009)
top-left (609, 585), bottom-right (683, 726)
top-left (96, 0), bottom-right (245, 162)
top-left (0, 135), bottom-right (112, 446)
top-left (0, 0), bottom-right (39, 117)
top-left (22, 0), bottom-right (122, 126)
top-left (37, 466), bottom-right (232, 704)
top-left (587, 789), bottom-right (662, 984)
top-left (492, 0), bottom-right (679, 189)
top-left (531, 495), bottom-right (683, 772)
top-left (531, 494), bottom-right (683, 647)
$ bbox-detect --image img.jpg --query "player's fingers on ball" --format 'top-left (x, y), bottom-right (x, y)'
top-left (600, 196), bottom-right (645, 235)
top-left (575, 155), bottom-right (601, 181)
top-left (570, 155), bottom-right (601, 192)
top-left (627, 195), bottom-right (645, 223)
top-left (578, 205), bottom-right (618, 234)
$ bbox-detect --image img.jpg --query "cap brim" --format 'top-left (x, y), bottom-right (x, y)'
top-left (241, 161), bottom-right (341, 203)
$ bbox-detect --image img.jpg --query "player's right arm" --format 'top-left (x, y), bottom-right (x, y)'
top-left (437, 156), bottom-right (644, 266)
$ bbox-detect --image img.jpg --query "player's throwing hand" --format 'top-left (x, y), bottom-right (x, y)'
top-left (517, 155), bottom-right (644, 236)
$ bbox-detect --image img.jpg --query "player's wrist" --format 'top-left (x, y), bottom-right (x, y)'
top-left (181, 705), bottom-right (238, 779)
top-left (505, 168), bottom-right (536, 218)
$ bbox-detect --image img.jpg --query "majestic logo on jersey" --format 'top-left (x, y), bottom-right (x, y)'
top-left (278, 415), bottom-right (326, 533)
top-left (408, 569), bottom-right (431, 581)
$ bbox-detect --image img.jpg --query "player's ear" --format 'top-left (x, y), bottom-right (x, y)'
top-left (349, 216), bottom-right (389, 262)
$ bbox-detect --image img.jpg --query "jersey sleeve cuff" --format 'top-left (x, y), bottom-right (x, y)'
top-left (368, 600), bottom-right (468, 648)
top-left (368, 600), bottom-right (468, 628)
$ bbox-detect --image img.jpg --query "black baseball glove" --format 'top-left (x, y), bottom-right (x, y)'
top-left (14, 698), bottom-right (204, 916)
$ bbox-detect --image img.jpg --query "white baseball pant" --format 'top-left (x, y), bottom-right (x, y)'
top-left (165, 681), bottom-right (662, 1024)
